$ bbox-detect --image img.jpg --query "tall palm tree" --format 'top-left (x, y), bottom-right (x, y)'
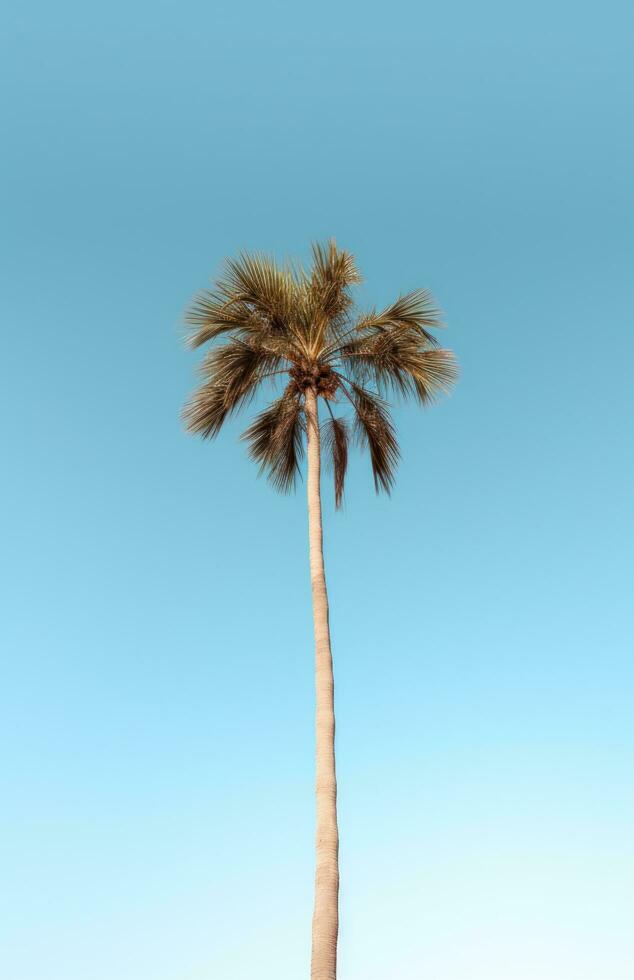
top-left (182, 241), bottom-right (457, 980)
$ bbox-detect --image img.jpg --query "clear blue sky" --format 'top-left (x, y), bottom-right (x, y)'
top-left (2, 2), bottom-right (633, 978)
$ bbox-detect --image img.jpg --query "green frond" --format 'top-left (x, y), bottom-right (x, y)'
top-left (344, 381), bottom-right (400, 494)
top-left (242, 384), bottom-right (305, 492)
top-left (322, 415), bottom-right (349, 509)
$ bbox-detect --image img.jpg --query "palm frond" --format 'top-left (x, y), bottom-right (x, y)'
top-left (199, 336), bottom-right (284, 389)
top-left (322, 415), bottom-right (349, 509)
top-left (242, 384), bottom-right (305, 492)
top-left (184, 291), bottom-right (256, 349)
top-left (183, 337), bottom-right (283, 438)
top-left (307, 240), bottom-right (361, 347)
top-left (339, 329), bottom-right (458, 404)
top-left (408, 348), bottom-right (459, 403)
top-left (310, 240), bottom-right (362, 300)
top-left (220, 252), bottom-right (304, 338)
top-left (182, 380), bottom-right (235, 439)
top-left (185, 251), bottom-right (312, 354)
top-left (355, 289), bottom-right (443, 346)
top-left (343, 380), bottom-right (400, 494)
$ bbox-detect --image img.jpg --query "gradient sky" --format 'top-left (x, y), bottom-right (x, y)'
top-left (2, 2), bottom-right (633, 978)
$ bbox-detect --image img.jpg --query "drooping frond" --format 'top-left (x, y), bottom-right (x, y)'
top-left (182, 378), bottom-right (235, 439)
top-left (203, 335), bottom-right (283, 387)
top-left (242, 384), bottom-right (305, 492)
top-left (339, 327), bottom-right (458, 404)
top-left (182, 336), bottom-right (282, 438)
top-left (322, 415), bottom-right (349, 509)
top-left (342, 380), bottom-right (400, 494)
top-left (408, 347), bottom-right (458, 402)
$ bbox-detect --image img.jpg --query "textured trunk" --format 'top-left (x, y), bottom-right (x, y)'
top-left (305, 387), bottom-right (339, 980)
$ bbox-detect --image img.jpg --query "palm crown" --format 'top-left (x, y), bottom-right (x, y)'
top-left (183, 241), bottom-right (457, 505)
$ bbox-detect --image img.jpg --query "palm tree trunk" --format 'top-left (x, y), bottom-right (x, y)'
top-left (305, 386), bottom-right (339, 980)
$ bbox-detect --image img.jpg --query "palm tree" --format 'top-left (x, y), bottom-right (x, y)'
top-left (182, 241), bottom-right (457, 980)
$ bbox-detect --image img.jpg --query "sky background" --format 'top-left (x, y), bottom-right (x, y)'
top-left (2, 1), bottom-right (633, 978)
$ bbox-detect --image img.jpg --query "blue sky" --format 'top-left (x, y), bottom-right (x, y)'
top-left (2, 1), bottom-right (633, 978)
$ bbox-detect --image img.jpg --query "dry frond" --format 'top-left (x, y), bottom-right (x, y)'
top-left (340, 329), bottom-right (458, 404)
top-left (184, 291), bottom-right (256, 349)
top-left (307, 240), bottom-right (361, 348)
top-left (182, 380), bottom-right (235, 439)
top-left (242, 384), bottom-right (305, 492)
top-left (183, 336), bottom-right (284, 438)
top-left (322, 416), bottom-right (349, 509)
top-left (345, 381), bottom-right (400, 494)
top-left (355, 289), bottom-right (444, 346)
top-left (220, 253), bottom-right (303, 338)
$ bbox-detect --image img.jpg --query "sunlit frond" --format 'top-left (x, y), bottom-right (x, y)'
top-left (355, 289), bottom-right (443, 346)
top-left (242, 384), bottom-right (305, 492)
top-left (182, 379), bottom-right (235, 439)
top-left (183, 336), bottom-right (283, 438)
top-left (322, 415), bottom-right (349, 509)
top-left (409, 348), bottom-right (458, 403)
top-left (220, 252), bottom-right (305, 339)
top-left (200, 335), bottom-right (285, 388)
top-left (339, 328), bottom-right (458, 404)
top-left (343, 380), bottom-right (400, 494)
top-left (310, 240), bottom-right (362, 306)
top-left (307, 240), bottom-right (362, 347)
top-left (184, 290), bottom-right (256, 349)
